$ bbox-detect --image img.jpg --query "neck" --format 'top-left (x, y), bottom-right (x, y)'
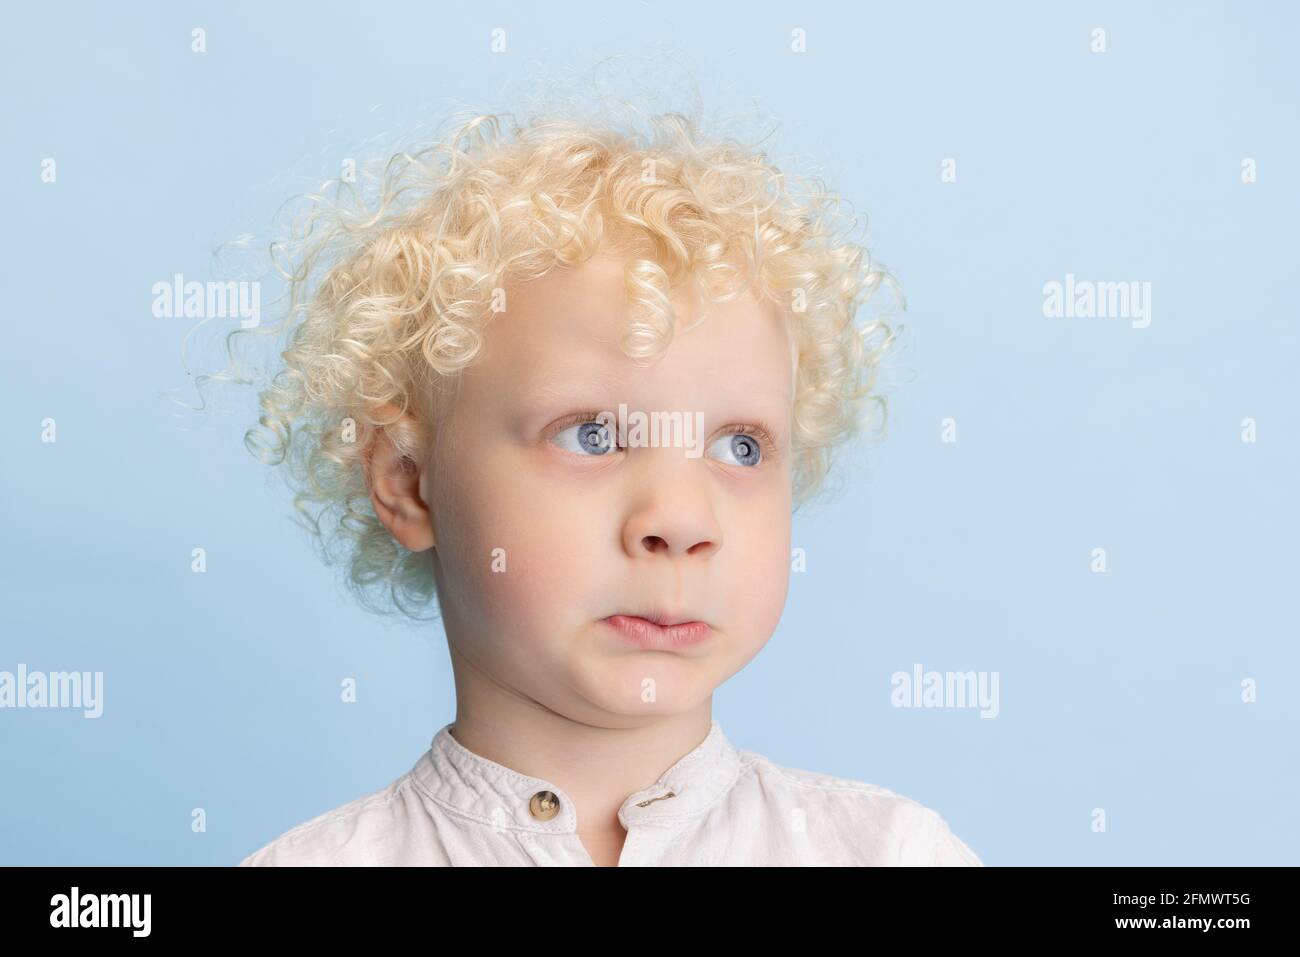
top-left (445, 644), bottom-right (714, 836)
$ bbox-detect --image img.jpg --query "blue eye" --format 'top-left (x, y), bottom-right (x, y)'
top-left (708, 432), bottom-right (763, 467)
top-left (551, 420), bottom-right (617, 455)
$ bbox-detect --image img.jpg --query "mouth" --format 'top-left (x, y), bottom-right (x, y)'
top-left (602, 612), bottom-right (713, 649)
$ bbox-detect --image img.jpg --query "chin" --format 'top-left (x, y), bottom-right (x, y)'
top-left (567, 659), bottom-right (722, 715)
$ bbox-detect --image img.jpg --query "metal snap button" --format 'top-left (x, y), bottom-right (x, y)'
top-left (529, 790), bottom-right (560, 821)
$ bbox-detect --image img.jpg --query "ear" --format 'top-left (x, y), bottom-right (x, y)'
top-left (364, 406), bottom-right (436, 552)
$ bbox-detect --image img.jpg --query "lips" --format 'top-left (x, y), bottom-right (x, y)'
top-left (619, 610), bottom-right (699, 627)
top-left (603, 613), bottom-right (712, 649)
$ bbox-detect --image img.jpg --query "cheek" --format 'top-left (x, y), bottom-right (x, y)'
top-left (723, 500), bottom-right (792, 641)
top-left (436, 451), bottom-right (600, 625)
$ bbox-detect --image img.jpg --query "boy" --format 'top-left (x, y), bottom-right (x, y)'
top-left (236, 110), bottom-right (980, 866)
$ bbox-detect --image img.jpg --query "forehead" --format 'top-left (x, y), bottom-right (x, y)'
top-left (475, 251), bottom-right (795, 400)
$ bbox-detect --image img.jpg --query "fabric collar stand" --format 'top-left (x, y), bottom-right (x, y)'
top-left (410, 720), bottom-right (743, 834)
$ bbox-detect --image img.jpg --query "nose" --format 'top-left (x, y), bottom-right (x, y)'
top-left (621, 462), bottom-right (723, 560)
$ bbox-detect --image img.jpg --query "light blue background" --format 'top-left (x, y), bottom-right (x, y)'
top-left (2, 0), bottom-right (1296, 866)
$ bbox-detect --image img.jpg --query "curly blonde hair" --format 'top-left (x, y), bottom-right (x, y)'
top-left (220, 108), bottom-right (901, 622)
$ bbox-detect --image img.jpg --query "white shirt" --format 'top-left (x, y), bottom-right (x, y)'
top-left (239, 720), bottom-right (982, 866)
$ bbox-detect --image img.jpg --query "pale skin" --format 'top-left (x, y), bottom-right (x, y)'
top-left (365, 247), bottom-right (796, 866)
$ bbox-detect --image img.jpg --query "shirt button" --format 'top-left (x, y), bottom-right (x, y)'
top-left (529, 790), bottom-right (560, 821)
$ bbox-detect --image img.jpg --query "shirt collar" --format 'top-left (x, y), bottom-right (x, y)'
top-left (410, 720), bottom-right (743, 834)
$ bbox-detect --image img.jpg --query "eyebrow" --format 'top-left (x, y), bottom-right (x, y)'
top-left (521, 372), bottom-right (791, 407)
top-left (521, 369), bottom-right (629, 404)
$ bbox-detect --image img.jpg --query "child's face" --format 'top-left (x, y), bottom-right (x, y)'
top-left (421, 248), bottom-right (794, 724)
